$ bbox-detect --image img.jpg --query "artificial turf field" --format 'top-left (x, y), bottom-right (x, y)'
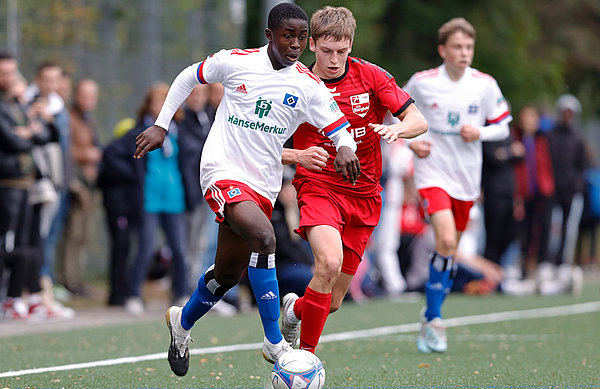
top-left (1, 279), bottom-right (599, 388)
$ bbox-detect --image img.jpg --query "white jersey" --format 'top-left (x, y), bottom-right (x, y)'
top-left (404, 64), bottom-right (511, 200)
top-left (155, 45), bottom-right (352, 205)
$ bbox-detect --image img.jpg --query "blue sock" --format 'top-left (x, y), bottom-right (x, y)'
top-left (181, 266), bottom-right (224, 330)
top-left (247, 253), bottom-right (283, 344)
top-left (425, 252), bottom-right (453, 321)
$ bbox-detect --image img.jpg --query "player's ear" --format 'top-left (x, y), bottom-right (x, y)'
top-left (309, 36), bottom-right (316, 52)
top-left (437, 44), bottom-right (446, 60)
top-left (348, 39), bottom-right (354, 54)
top-left (265, 28), bottom-right (273, 43)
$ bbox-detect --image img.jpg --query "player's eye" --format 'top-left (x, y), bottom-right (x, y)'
top-left (284, 34), bottom-right (292, 39)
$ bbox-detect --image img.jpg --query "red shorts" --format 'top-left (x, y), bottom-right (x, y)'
top-left (418, 187), bottom-right (473, 232)
top-left (204, 180), bottom-right (273, 223)
top-left (294, 181), bottom-right (382, 275)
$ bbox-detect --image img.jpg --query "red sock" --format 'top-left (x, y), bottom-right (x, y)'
top-left (293, 296), bottom-right (304, 319)
top-left (299, 287), bottom-right (331, 353)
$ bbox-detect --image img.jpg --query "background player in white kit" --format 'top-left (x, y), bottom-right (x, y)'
top-left (403, 17), bottom-right (511, 353)
top-left (134, 3), bottom-right (360, 376)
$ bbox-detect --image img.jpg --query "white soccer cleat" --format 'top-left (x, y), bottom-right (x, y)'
top-left (416, 310), bottom-right (431, 353)
top-left (165, 306), bottom-right (192, 376)
top-left (262, 336), bottom-right (293, 364)
top-left (280, 293), bottom-right (300, 348)
top-left (423, 317), bottom-right (448, 353)
top-left (416, 308), bottom-right (447, 353)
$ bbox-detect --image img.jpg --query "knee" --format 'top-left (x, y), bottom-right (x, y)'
top-left (212, 266), bottom-right (242, 291)
top-left (436, 234), bottom-right (457, 255)
top-left (248, 227), bottom-right (276, 254)
top-left (314, 255), bottom-right (342, 285)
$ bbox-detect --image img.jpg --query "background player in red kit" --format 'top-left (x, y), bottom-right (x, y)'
top-left (281, 6), bottom-right (428, 353)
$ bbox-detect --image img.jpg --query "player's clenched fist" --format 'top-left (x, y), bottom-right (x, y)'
top-left (297, 146), bottom-right (329, 170)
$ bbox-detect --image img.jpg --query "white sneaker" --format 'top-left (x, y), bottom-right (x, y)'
top-left (416, 308), bottom-right (447, 354)
top-left (2, 298), bottom-right (29, 320)
top-left (125, 297), bottom-right (144, 316)
top-left (165, 306), bottom-right (192, 376)
top-left (501, 278), bottom-right (537, 296)
top-left (539, 265), bottom-right (584, 296)
top-left (48, 301), bottom-right (76, 319)
top-left (536, 262), bottom-right (556, 283)
top-left (262, 336), bottom-right (292, 364)
top-left (503, 263), bottom-right (523, 280)
top-left (280, 293), bottom-right (300, 348)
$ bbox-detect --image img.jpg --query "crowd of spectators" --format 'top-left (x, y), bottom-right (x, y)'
top-left (0, 49), bottom-right (598, 322)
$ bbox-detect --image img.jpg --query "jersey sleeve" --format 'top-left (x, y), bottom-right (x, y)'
top-left (305, 82), bottom-right (350, 137)
top-left (402, 74), bottom-right (418, 101)
top-left (483, 79), bottom-right (511, 125)
top-left (372, 65), bottom-right (414, 117)
top-left (198, 49), bottom-right (231, 84)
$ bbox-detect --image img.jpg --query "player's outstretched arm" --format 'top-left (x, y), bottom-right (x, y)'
top-left (282, 146), bottom-right (329, 170)
top-left (369, 104), bottom-right (428, 143)
top-left (334, 146), bottom-right (360, 184)
top-left (134, 63), bottom-right (200, 159)
top-left (134, 125), bottom-right (167, 159)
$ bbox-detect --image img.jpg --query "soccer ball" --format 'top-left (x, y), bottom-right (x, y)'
top-left (271, 349), bottom-right (325, 389)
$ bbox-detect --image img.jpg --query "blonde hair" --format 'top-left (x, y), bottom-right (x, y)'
top-left (438, 17), bottom-right (476, 45)
top-left (310, 6), bottom-right (356, 42)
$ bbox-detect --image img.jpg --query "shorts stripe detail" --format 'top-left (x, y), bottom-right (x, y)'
top-left (209, 183), bottom-right (226, 217)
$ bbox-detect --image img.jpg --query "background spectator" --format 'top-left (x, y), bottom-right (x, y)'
top-left (124, 82), bottom-right (189, 315)
top-left (56, 78), bottom-right (101, 297)
top-left (543, 95), bottom-right (586, 295)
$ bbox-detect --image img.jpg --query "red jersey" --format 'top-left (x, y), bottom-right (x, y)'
top-left (293, 57), bottom-right (413, 196)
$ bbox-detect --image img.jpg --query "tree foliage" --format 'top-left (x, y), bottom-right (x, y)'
top-left (296, 0), bottom-right (600, 117)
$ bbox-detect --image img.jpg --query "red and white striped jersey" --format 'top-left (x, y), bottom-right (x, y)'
top-left (404, 64), bottom-right (512, 200)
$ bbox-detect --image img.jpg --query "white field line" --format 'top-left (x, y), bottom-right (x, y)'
top-left (1, 301), bottom-right (599, 379)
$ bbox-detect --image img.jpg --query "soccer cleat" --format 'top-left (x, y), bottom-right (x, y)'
top-left (423, 317), bottom-right (448, 353)
top-left (262, 336), bottom-right (293, 364)
top-left (165, 306), bottom-right (192, 376)
top-left (416, 311), bottom-right (431, 353)
top-left (416, 308), bottom-right (447, 353)
top-left (280, 293), bottom-right (300, 348)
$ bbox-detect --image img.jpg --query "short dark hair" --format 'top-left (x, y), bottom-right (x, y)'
top-left (267, 2), bottom-right (308, 31)
top-left (0, 51), bottom-right (15, 61)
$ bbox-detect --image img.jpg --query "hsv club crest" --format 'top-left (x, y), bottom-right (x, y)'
top-left (350, 93), bottom-right (369, 117)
